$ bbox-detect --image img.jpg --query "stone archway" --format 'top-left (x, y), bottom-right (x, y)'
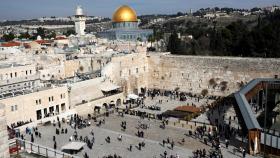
top-left (140, 87), bottom-right (146, 94)
top-left (94, 106), bottom-right (101, 113)
top-left (109, 100), bottom-right (115, 108)
top-left (116, 99), bottom-right (122, 107)
top-left (103, 103), bottom-right (108, 109)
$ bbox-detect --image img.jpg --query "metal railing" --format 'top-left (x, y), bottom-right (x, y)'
top-left (11, 138), bottom-right (80, 158)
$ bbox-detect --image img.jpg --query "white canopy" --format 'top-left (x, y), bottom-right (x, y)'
top-left (95, 104), bottom-right (102, 108)
top-left (61, 142), bottom-right (86, 151)
top-left (100, 82), bottom-right (120, 92)
top-left (127, 94), bottom-right (139, 100)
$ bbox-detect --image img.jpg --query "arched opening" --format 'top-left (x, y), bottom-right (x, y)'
top-left (103, 103), bottom-right (108, 109)
top-left (139, 87), bottom-right (146, 97)
top-left (94, 106), bottom-right (101, 113)
top-left (140, 87), bottom-right (146, 94)
top-left (133, 88), bottom-right (138, 95)
top-left (116, 99), bottom-right (121, 107)
top-left (109, 101), bottom-right (115, 109)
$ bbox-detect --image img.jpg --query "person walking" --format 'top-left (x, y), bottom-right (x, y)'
top-left (171, 141), bottom-right (174, 150)
top-left (242, 148), bottom-right (246, 158)
top-left (225, 139), bottom-right (229, 149)
top-left (164, 151), bottom-right (167, 158)
top-left (118, 134), bottom-right (122, 141)
top-left (31, 134), bottom-right (34, 143)
top-left (84, 152), bottom-right (89, 158)
top-left (138, 142), bottom-right (141, 150)
top-left (54, 141), bottom-right (57, 150)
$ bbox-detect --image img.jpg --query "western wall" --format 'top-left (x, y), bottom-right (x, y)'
top-left (146, 53), bottom-right (280, 96)
top-left (102, 52), bottom-right (149, 94)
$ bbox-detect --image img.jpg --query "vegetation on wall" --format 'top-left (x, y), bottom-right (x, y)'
top-left (201, 89), bottom-right (208, 96)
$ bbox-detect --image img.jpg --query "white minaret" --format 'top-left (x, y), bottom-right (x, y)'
top-left (74, 5), bottom-right (86, 36)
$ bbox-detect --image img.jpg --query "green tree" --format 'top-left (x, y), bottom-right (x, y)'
top-left (63, 29), bottom-right (76, 36)
top-left (250, 7), bottom-right (261, 12)
top-left (177, 12), bottom-right (184, 16)
top-left (167, 32), bottom-right (182, 54)
top-left (47, 32), bottom-right (56, 39)
top-left (148, 35), bottom-right (155, 47)
top-left (2, 32), bottom-right (15, 41)
top-left (18, 31), bottom-right (31, 39)
top-left (36, 27), bottom-right (46, 38)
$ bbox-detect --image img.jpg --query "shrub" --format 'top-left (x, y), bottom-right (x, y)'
top-left (209, 78), bottom-right (216, 85)
top-left (201, 89), bottom-right (208, 96)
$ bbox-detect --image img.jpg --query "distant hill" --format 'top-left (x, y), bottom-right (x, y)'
top-left (155, 10), bottom-right (280, 58)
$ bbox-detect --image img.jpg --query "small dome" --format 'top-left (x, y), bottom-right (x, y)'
top-left (76, 5), bottom-right (84, 16)
top-left (37, 35), bottom-right (42, 40)
top-left (112, 5), bottom-right (137, 23)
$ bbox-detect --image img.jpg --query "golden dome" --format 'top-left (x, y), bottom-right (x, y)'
top-left (112, 5), bottom-right (137, 23)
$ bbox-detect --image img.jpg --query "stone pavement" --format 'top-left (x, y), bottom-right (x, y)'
top-left (132, 95), bottom-right (213, 116)
top-left (143, 95), bottom-right (215, 109)
top-left (22, 113), bottom-right (258, 158)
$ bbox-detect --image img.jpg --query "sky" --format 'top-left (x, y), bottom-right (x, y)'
top-left (0, 0), bottom-right (280, 21)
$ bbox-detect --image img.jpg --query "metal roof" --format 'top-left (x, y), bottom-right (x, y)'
top-left (234, 78), bottom-right (280, 130)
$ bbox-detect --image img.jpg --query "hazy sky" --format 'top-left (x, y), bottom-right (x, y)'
top-left (1, 0), bottom-right (280, 20)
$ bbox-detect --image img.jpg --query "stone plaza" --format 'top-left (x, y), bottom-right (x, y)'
top-left (20, 95), bottom-right (257, 158)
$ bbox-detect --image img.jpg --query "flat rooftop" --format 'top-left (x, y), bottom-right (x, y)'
top-left (0, 85), bottom-right (61, 100)
top-left (0, 63), bottom-right (25, 69)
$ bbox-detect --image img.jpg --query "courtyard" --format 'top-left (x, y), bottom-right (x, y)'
top-left (20, 112), bottom-right (255, 158)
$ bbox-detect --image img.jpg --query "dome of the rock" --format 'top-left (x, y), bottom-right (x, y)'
top-left (112, 5), bottom-right (138, 23)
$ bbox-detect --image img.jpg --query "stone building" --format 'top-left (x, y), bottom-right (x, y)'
top-left (0, 86), bottom-right (69, 125)
top-left (0, 64), bottom-right (36, 81)
top-left (0, 104), bottom-right (9, 158)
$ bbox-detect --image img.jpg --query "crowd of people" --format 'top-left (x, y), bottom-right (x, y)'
top-left (102, 154), bottom-right (122, 158)
top-left (10, 119), bottom-right (32, 128)
top-left (192, 149), bottom-right (207, 158)
top-left (8, 88), bottom-right (251, 158)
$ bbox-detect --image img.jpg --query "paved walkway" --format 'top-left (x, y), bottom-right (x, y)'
top-left (22, 113), bottom-right (258, 158)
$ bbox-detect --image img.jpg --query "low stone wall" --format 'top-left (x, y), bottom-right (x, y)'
top-left (75, 92), bottom-right (125, 116)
